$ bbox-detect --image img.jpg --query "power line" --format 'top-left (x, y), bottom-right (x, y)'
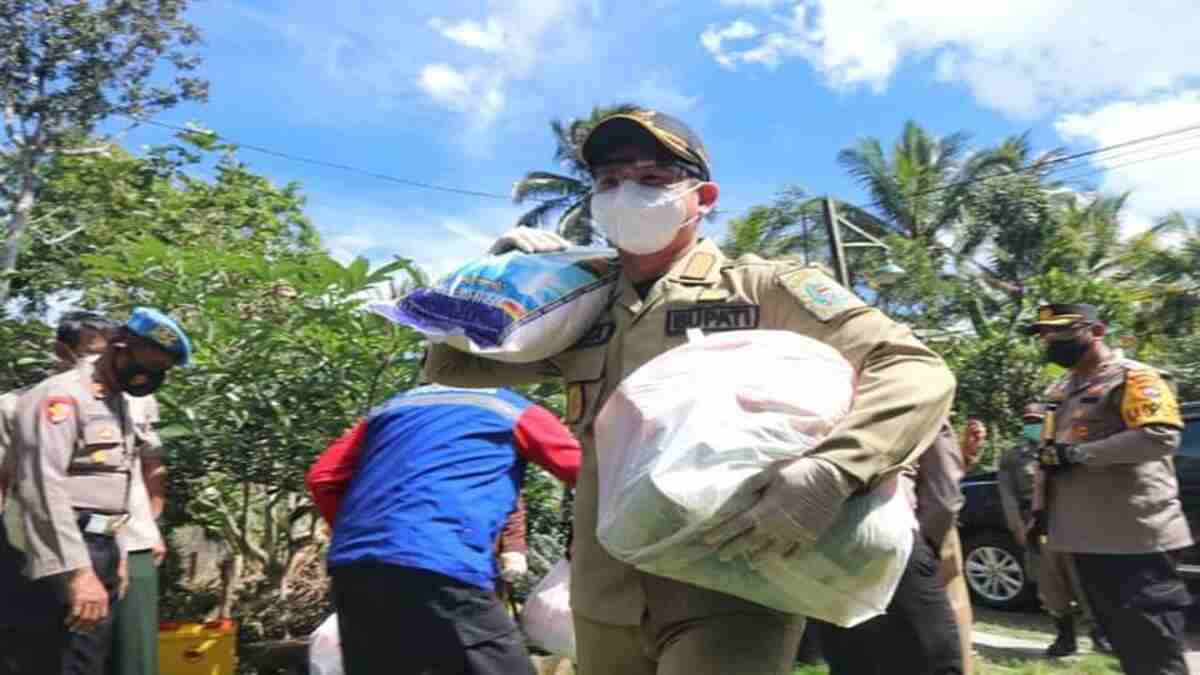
top-left (1052, 139), bottom-right (1200, 185)
top-left (123, 114), bottom-right (1200, 225)
top-left (845, 121), bottom-right (1200, 217)
top-left (123, 116), bottom-right (519, 201)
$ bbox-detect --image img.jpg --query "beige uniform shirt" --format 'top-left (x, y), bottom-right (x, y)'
top-left (996, 442), bottom-right (1037, 538)
top-left (11, 361), bottom-right (137, 579)
top-left (122, 395), bottom-right (164, 552)
top-left (427, 239), bottom-right (956, 625)
top-left (1045, 358), bottom-right (1192, 554)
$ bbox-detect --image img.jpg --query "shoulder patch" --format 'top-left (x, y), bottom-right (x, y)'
top-left (681, 252), bottom-right (715, 280)
top-left (1121, 369), bottom-right (1182, 429)
top-left (44, 396), bottom-right (75, 424)
top-left (779, 268), bottom-right (865, 322)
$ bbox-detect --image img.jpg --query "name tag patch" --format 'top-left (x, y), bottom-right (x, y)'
top-left (666, 304), bottom-right (760, 336)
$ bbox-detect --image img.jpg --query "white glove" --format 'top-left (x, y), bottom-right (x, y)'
top-left (499, 552), bottom-right (528, 583)
top-left (703, 457), bottom-right (855, 566)
top-left (488, 228), bottom-right (571, 255)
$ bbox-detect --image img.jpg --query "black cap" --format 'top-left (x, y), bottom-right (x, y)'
top-left (1022, 303), bottom-right (1099, 335)
top-left (581, 109), bottom-right (711, 181)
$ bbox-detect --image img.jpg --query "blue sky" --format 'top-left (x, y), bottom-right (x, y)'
top-left (123, 0), bottom-right (1200, 277)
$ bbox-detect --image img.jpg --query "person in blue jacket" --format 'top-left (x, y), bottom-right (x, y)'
top-left (307, 385), bottom-right (581, 675)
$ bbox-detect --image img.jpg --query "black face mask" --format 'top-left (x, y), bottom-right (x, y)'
top-left (1045, 338), bottom-right (1090, 369)
top-left (116, 350), bottom-right (167, 397)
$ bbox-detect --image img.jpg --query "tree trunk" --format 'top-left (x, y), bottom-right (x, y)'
top-left (218, 554), bottom-right (242, 619)
top-left (0, 171), bottom-right (36, 305)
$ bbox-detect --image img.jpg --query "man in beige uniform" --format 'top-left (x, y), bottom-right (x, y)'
top-left (6, 308), bottom-right (191, 675)
top-left (1028, 303), bottom-right (1191, 675)
top-left (997, 403), bottom-right (1109, 657)
top-left (426, 108), bottom-right (956, 675)
top-left (1, 311), bottom-right (118, 674)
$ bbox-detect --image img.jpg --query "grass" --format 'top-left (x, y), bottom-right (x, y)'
top-left (972, 606), bottom-right (1061, 643)
top-left (793, 653), bottom-right (1122, 675)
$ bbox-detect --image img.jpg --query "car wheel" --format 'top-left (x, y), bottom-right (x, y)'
top-left (963, 531), bottom-right (1037, 610)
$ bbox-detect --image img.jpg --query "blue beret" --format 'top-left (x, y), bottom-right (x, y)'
top-left (126, 307), bottom-right (194, 366)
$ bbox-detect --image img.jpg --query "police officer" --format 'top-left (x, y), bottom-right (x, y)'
top-left (1027, 303), bottom-right (1191, 675)
top-left (998, 403), bottom-right (1111, 657)
top-left (7, 308), bottom-right (191, 675)
top-left (1, 311), bottom-right (120, 673)
top-left (426, 107), bottom-right (956, 675)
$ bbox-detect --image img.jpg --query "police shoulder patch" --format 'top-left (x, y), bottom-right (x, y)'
top-left (779, 268), bottom-right (865, 322)
top-left (44, 395), bottom-right (75, 424)
top-left (1121, 368), bottom-right (1182, 429)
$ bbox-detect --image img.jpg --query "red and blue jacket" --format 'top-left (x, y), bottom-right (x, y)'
top-left (307, 385), bottom-right (580, 589)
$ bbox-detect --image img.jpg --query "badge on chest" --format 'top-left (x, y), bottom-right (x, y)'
top-left (665, 304), bottom-right (760, 335)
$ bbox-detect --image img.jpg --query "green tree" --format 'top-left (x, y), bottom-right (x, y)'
top-left (512, 103), bottom-right (639, 245)
top-left (5, 130), bottom-right (426, 639)
top-left (719, 185), bottom-right (830, 262)
top-left (0, 0), bottom-right (207, 303)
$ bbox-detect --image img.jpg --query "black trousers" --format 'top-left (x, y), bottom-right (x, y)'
top-left (0, 531), bottom-right (120, 675)
top-left (331, 563), bottom-right (535, 675)
top-left (1073, 551), bottom-right (1191, 675)
top-left (816, 535), bottom-right (963, 675)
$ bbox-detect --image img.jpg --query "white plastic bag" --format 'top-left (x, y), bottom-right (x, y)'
top-left (369, 248), bottom-right (619, 363)
top-left (595, 329), bottom-right (916, 627)
top-left (308, 613), bottom-right (343, 675)
top-left (520, 559), bottom-right (576, 659)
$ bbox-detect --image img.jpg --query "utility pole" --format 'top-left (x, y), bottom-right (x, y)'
top-left (821, 197), bottom-right (903, 289)
top-left (821, 198), bottom-right (851, 288)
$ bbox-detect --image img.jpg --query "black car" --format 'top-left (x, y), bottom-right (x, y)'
top-left (958, 401), bottom-right (1200, 610)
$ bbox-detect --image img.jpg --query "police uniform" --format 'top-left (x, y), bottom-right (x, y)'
top-left (427, 238), bottom-right (956, 674)
top-left (4, 308), bottom-right (190, 675)
top-left (1030, 304), bottom-right (1191, 675)
top-left (8, 359), bottom-right (138, 674)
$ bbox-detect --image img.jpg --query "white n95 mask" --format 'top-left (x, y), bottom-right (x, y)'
top-left (591, 181), bottom-right (704, 255)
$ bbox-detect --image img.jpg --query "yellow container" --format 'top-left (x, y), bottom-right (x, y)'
top-left (158, 620), bottom-right (236, 675)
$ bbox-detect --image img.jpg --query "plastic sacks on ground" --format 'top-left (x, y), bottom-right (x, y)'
top-left (308, 613), bottom-right (343, 675)
top-left (520, 558), bottom-right (576, 660)
top-left (369, 248), bottom-right (619, 363)
top-left (595, 329), bottom-right (917, 627)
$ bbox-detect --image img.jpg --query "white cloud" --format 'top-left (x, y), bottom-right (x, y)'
top-left (700, 20), bottom-right (760, 69)
top-left (702, 1), bottom-right (1200, 118)
top-left (1054, 91), bottom-right (1200, 230)
top-left (419, 0), bottom-right (597, 128)
top-left (417, 64), bottom-right (506, 127)
top-left (428, 17), bottom-right (507, 53)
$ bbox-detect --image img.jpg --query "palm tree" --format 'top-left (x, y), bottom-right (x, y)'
top-left (837, 121), bottom-right (1024, 245)
top-left (1128, 211), bottom-right (1200, 338)
top-left (512, 103), bottom-right (641, 245)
